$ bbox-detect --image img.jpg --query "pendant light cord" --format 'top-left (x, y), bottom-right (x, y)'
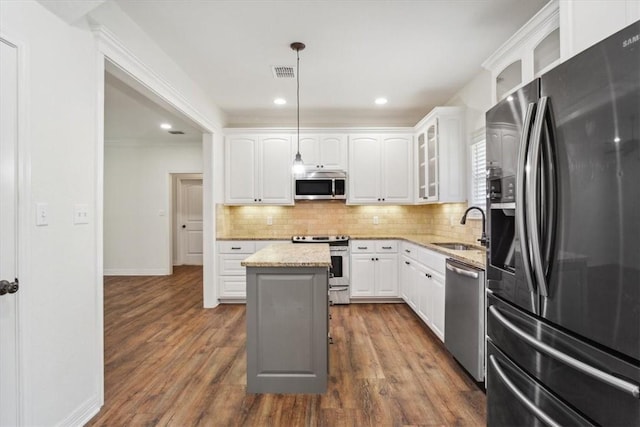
top-left (296, 47), bottom-right (300, 155)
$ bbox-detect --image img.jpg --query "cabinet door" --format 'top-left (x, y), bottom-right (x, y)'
top-left (431, 273), bottom-right (445, 341)
top-left (417, 267), bottom-right (432, 325)
top-left (380, 135), bottom-right (413, 203)
top-left (299, 135), bottom-right (319, 170)
top-left (318, 135), bottom-right (347, 170)
top-left (225, 135), bottom-right (257, 204)
top-left (348, 135), bottom-right (380, 204)
top-left (375, 254), bottom-right (398, 296)
top-left (350, 254), bottom-right (375, 297)
top-left (259, 136), bottom-right (293, 204)
top-left (400, 257), bottom-right (411, 302)
top-left (425, 120), bottom-right (439, 201)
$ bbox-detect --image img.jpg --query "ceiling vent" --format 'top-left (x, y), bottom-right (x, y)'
top-left (168, 130), bottom-right (185, 135)
top-left (272, 66), bottom-right (295, 79)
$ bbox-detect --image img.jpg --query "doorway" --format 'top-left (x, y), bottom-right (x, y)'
top-left (0, 36), bottom-right (21, 426)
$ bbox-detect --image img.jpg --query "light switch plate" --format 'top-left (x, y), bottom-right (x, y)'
top-left (74, 204), bottom-right (89, 225)
top-left (36, 203), bottom-right (48, 226)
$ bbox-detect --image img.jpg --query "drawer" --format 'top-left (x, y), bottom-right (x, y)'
top-left (351, 240), bottom-right (375, 253)
top-left (376, 241), bottom-right (398, 253)
top-left (219, 277), bottom-right (246, 297)
top-left (417, 247), bottom-right (447, 275)
top-left (218, 241), bottom-right (255, 254)
top-left (218, 254), bottom-right (247, 275)
top-left (400, 242), bottom-right (419, 260)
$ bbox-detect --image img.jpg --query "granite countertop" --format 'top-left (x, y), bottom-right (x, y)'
top-left (351, 234), bottom-right (487, 270)
top-left (241, 243), bottom-right (332, 268)
top-left (222, 234), bottom-right (486, 270)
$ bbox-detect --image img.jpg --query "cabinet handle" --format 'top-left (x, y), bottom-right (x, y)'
top-left (375, 258), bottom-right (379, 261)
top-left (382, 246), bottom-right (392, 249)
top-left (231, 247), bottom-right (241, 250)
top-left (316, 165), bottom-right (320, 168)
top-left (254, 199), bottom-right (257, 202)
top-left (357, 246), bottom-right (368, 250)
top-left (405, 249), bottom-right (411, 253)
top-left (405, 261), bottom-right (410, 265)
top-left (371, 258), bottom-right (375, 261)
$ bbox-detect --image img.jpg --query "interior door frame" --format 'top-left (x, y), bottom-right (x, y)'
top-left (94, 26), bottom-right (221, 408)
top-left (172, 173), bottom-right (203, 266)
top-left (0, 32), bottom-right (30, 426)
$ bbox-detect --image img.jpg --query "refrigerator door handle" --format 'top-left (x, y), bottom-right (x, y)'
top-left (528, 96), bottom-right (550, 297)
top-left (489, 305), bottom-right (640, 398)
top-left (516, 102), bottom-right (537, 295)
top-left (489, 355), bottom-right (563, 427)
top-left (540, 98), bottom-right (558, 297)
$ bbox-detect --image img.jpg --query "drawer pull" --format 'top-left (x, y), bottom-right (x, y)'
top-left (382, 246), bottom-right (392, 249)
top-left (231, 247), bottom-right (242, 250)
top-left (357, 246), bottom-right (368, 250)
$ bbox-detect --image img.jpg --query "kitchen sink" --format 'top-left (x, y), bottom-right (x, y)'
top-left (433, 242), bottom-right (474, 251)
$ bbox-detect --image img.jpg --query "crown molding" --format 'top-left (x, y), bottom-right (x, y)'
top-left (91, 24), bottom-right (221, 134)
top-left (482, 0), bottom-right (559, 72)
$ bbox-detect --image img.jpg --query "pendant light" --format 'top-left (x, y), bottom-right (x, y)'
top-left (291, 42), bottom-right (306, 175)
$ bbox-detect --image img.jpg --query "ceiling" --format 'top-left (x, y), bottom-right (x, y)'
top-left (110, 0), bottom-right (548, 127)
top-left (104, 71), bottom-right (202, 142)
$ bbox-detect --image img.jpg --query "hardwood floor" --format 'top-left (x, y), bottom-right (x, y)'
top-left (88, 266), bottom-right (486, 426)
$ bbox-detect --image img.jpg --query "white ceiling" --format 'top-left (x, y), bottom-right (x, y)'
top-left (104, 71), bottom-right (202, 142)
top-left (110, 0), bottom-right (548, 127)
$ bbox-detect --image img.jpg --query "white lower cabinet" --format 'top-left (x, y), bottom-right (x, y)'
top-left (217, 240), bottom-right (287, 301)
top-left (400, 241), bottom-right (446, 341)
top-left (350, 240), bottom-right (399, 298)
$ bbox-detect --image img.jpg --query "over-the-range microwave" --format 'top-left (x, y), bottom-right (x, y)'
top-left (294, 171), bottom-right (347, 200)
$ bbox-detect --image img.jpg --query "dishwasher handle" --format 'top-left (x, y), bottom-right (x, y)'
top-left (446, 260), bottom-right (480, 279)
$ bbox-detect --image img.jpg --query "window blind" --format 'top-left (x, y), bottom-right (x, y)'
top-left (470, 139), bottom-right (486, 209)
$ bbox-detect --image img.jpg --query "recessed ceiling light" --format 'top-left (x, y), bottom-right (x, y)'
top-left (614, 137), bottom-right (621, 143)
top-left (160, 123), bottom-right (172, 130)
top-left (375, 97), bottom-right (388, 105)
top-left (274, 98), bottom-right (287, 105)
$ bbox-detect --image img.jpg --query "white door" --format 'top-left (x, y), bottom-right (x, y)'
top-left (0, 38), bottom-right (20, 427)
top-left (177, 178), bottom-right (203, 265)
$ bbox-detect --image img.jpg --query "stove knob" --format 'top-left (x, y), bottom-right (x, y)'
top-left (295, 236), bottom-right (300, 240)
top-left (302, 236), bottom-right (306, 240)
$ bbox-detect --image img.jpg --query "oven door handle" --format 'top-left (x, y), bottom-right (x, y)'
top-left (329, 286), bottom-right (349, 292)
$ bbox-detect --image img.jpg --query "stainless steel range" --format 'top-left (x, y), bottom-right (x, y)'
top-left (292, 235), bottom-right (350, 304)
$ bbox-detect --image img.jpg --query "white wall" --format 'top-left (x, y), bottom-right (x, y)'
top-left (0, 1), bottom-right (101, 425)
top-left (104, 140), bottom-right (203, 275)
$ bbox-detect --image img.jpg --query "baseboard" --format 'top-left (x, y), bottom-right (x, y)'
top-left (103, 268), bottom-right (170, 276)
top-left (57, 395), bottom-right (101, 427)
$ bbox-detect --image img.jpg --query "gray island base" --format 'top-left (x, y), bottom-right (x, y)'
top-left (241, 243), bottom-right (331, 394)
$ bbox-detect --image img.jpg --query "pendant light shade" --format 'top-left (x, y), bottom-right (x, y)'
top-left (291, 42), bottom-right (306, 174)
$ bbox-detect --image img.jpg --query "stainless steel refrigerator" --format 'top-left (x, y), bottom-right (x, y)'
top-left (485, 21), bottom-right (640, 426)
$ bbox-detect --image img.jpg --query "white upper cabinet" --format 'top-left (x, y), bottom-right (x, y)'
top-left (482, 0), bottom-right (560, 103)
top-left (559, 0), bottom-right (640, 61)
top-left (348, 133), bottom-right (413, 204)
top-left (225, 134), bottom-right (293, 205)
top-left (299, 134), bottom-right (347, 170)
top-left (414, 107), bottom-right (466, 204)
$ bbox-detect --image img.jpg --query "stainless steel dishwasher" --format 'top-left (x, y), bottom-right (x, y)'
top-left (444, 258), bottom-right (485, 382)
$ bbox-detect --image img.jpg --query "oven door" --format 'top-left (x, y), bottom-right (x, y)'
top-left (329, 247), bottom-right (350, 304)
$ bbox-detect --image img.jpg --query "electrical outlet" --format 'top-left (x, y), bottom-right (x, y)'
top-left (373, 215), bottom-right (379, 225)
top-left (267, 216), bottom-right (273, 226)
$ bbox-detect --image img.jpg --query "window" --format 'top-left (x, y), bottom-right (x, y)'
top-left (470, 136), bottom-right (486, 211)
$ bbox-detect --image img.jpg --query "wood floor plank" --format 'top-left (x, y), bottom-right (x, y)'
top-left (88, 266), bottom-right (486, 426)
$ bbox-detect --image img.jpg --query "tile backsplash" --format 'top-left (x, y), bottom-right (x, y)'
top-left (217, 202), bottom-right (483, 244)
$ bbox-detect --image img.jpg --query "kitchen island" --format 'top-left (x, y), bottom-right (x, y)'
top-left (241, 243), bottom-right (331, 394)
